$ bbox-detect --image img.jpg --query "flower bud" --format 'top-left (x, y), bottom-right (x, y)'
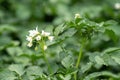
top-left (41, 30), bottom-right (50, 37)
top-left (26, 36), bottom-right (32, 42)
top-left (27, 42), bottom-right (33, 47)
top-left (48, 36), bottom-right (54, 42)
top-left (43, 45), bottom-right (47, 50)
top-left (75, 13), bottom-right (81, 19)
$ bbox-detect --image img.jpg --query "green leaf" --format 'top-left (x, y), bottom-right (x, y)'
top-left (0, 35), bottom-right (12, 50)
top-left (0, 69), bottom-right (17, 80)
top-left (105, 29), bottom-right (118, 42)
top-left (54, 23), bottom-right (66, 36)
top-left (103, 47), bottom-right (120, 54)
top-left (24, 66), bottom-right (43, 80)
top-left (59, 74), bottom-right (71, 80)
top-left (8, 64), bottom-right (24, 76)
top-left (75, 18), bottom-right (82, 24)
top-left (68, 21), bottom-right (75, 27)
top-left (61, 55), bottom-right (73, 68)
top-left (112, 56), bottom-right (120, 65)
top-left (66, 67), bottom-right (77, 75)
top-left (104, 20), bottom-right (118, 26)
top-left (26, 66), bottom-right (43, 76)
top-left (81, 62), bottom-right (93, 73)
top-left (60, 28), bottom-right (76, 39)
top-left (50, 63), bottom-right (59, 75)
top-left (7, 47), bottom-right (23, 56)
top-left (84, 71), bottom-right (120, 80)
top-left (95, 56), bottom-right (106, 65)
top-left (0, 24), bottom-right (17, 33)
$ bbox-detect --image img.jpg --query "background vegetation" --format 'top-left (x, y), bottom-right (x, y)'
top-left (0, 0), bottom-right (120, 80)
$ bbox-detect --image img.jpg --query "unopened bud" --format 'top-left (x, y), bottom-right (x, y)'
top-left (75, 13), bottom-right (81, 19)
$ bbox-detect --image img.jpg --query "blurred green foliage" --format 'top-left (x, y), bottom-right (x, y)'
top-left (0, 0), bottom-right (120, 80)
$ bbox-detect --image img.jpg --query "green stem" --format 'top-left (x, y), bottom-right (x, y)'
top-left (74, 43), bottom-right (83, 80)
top-left (76, 46), bottom-right (83, 68)
top-left (42, 50), bottom-right (52, 75)
top-left (40, 37), bottom-right (52, 75)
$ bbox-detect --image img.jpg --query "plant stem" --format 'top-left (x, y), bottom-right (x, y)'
top-left (42, 50), bottom-right (52, 75)
top-left (76, 45), bottom-right (83, 68)
top-left (40, 38), bottom-right (52, 75)
top-left (74, 43), bottom-right (83, 80)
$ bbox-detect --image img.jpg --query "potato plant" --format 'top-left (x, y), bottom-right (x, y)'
top-left (0, 0), bottom-right (120, 80)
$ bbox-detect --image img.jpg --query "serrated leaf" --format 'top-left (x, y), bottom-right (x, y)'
top-left (61, 55), bottom-right (73, 68)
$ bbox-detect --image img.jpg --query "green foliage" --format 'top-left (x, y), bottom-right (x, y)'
top-left (8, 64), bottom-right (25, 76)
top-left (105, 29), bottom-right (118, 42)
top-left (61, 55), bottom-right (74, 68)
top-left (84, 71), bottom-right (120, 80)
top-left (0, 69), bottom-right (17, 80)
top-left (0, 0), bottom-right (120, 80)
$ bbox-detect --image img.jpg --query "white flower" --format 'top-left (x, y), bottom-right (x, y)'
top-left (41, 30), bottom-right (50, 37)
top-left (115, 3), bottom-right (120, 9)
top-left (43, 45), bottom-right (47, 50)
top-left (29, 27), bottom-right (39, 37)
top-left (75, 13), bottom-right (80, 19)
top-left (27, 42), bottom-right (33, 47)
top-left (26, 27), bottom-right (54, 50)
top-left (26, 36), bottom-right (32, 42)
top-left (48, 36), bottom-right (54, 42)
top-left (35, 35), bottom-right (41, 41)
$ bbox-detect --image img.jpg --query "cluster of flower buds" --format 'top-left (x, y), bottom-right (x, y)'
top-left (26, 27), bottom-right (54, 50)
top-left (114, 3), bottom-right (120, 10)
